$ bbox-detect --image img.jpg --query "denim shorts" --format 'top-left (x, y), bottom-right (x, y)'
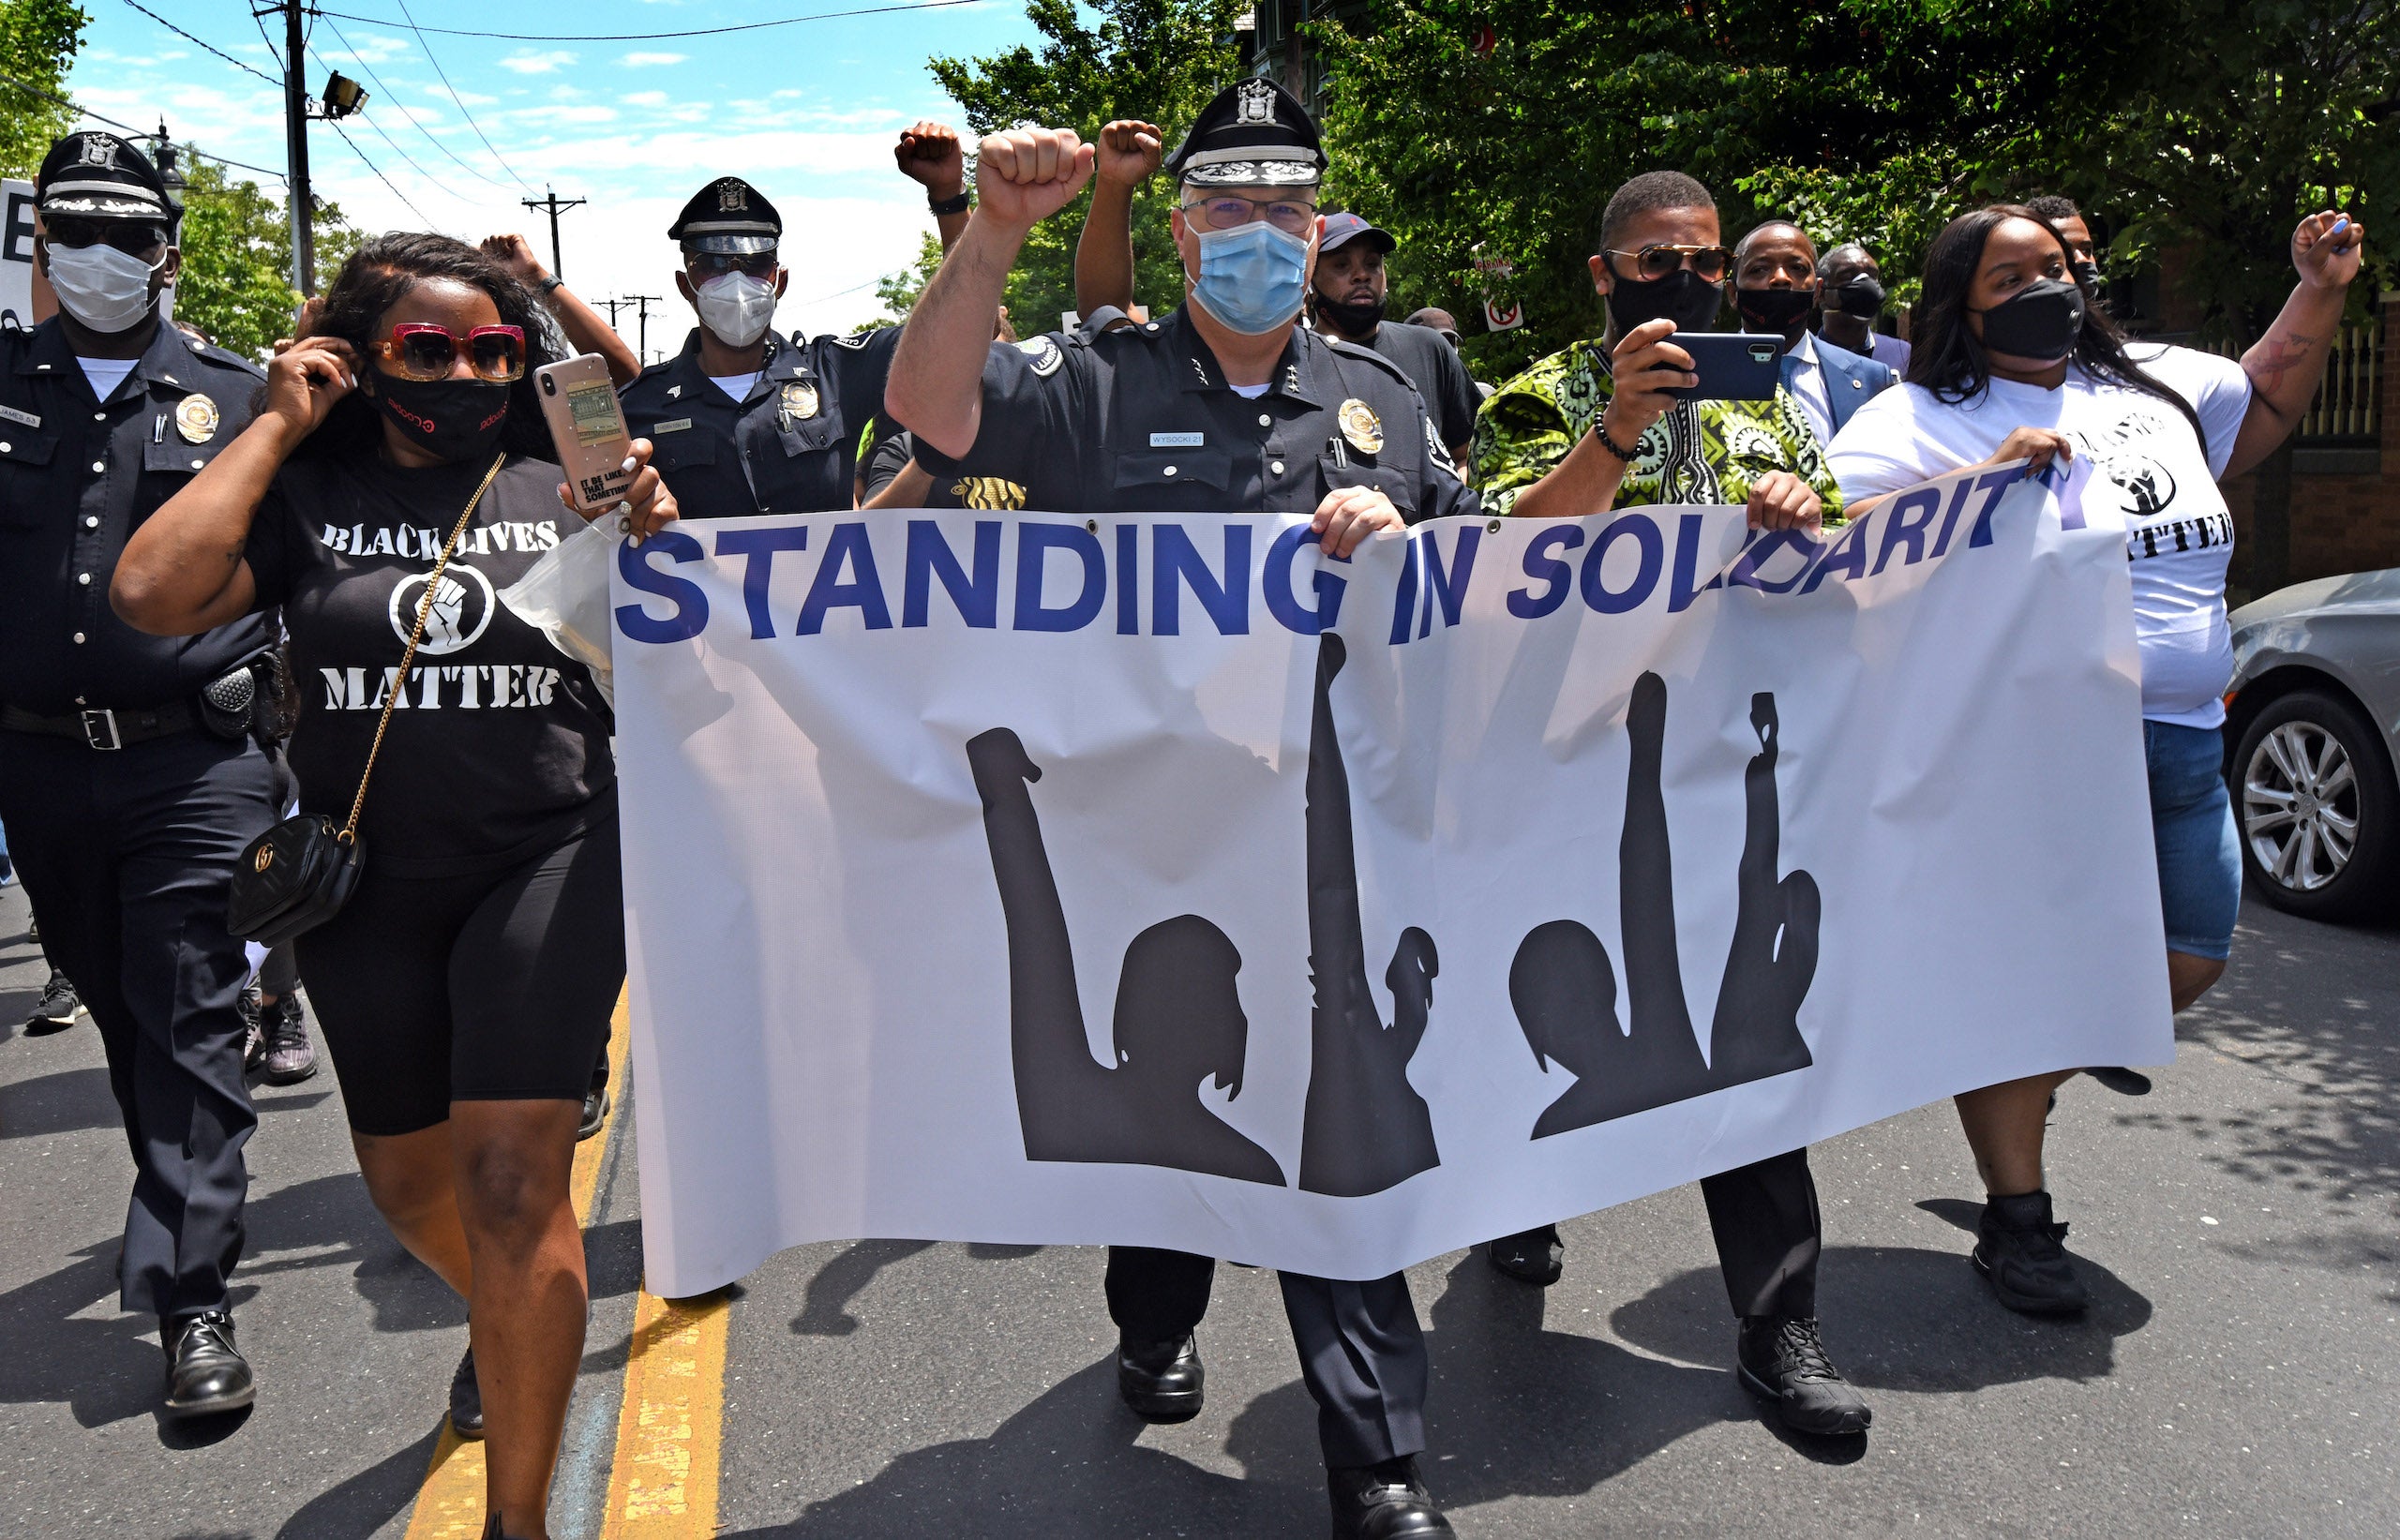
top-left (2146, 720), bottom-right (2241, 961)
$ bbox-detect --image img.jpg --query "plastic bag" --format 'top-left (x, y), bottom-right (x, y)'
top-left (498, 514), bottom-right (620, 707)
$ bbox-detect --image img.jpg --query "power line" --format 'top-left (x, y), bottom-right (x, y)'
top-left (352, 106), bottom-right (472, 206)
top-left (246, 0), bottom-right (287, 74)
top-left (314, 0), bottom-right (980, 43)
top-left (320, 13), bottom-right (516, 194)
top-left (389, 0), bottom-right (528, 192)
top-left (117, 0), bottom-right (280, 88)
top-left (0, 66), bottom-right (288, 181)
top-left (330, 119), bottom-right (436, 227)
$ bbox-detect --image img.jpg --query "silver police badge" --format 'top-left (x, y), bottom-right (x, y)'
top-left (1236, 80), bottom-right (1275, 125)
top-left (780, 380), bottom-right (819, 426)
top-left (174, 393), bottom-right (220, 444)
top-left (80, 134), bottom-right (118, 168)
top-left (717, 179), bottom-right (747, 212)
top-left (1018, 335), bottom-right (1063, 379)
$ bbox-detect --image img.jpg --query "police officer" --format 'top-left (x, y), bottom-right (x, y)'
top-left (0, 133), bottom-right (278, 1418)
top-left (621, 124), bottom-right (972, 516)
top-left (888, 82), bottom-right (1470, 1538)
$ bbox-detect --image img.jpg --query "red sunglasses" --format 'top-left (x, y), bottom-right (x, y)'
top-left (370, 322), bottom-right (527, 383)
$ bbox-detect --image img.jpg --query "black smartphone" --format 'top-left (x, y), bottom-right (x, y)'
top-left (1660, 333), bottom-right (1786, 402)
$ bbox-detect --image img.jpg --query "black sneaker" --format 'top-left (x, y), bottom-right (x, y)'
top-left (1328, 1455), bottom-right (1453, 1538)
top-left (23, 969), bottom-right (83, 1036)
top-left (1736, 1315), bottom-right (1871, 1434)
top-left (1484, 1223), bottom-right (1563, 1285)
top-left (256, 994), bottom-right (318, 1084)
top-left (1973, 1189), bottom-right (2090, 1315)
top-left (578, 1084), bottom-right (611, 1142)
top-left (2086, 1066), bottom-right (2152, 1096)
top-left (1116, 1332), bottom-right (1204, 1423)
top-left (450, 1345), bottom-right (484, 1440)
top-left (162, 1309), bottom-right (254, 1418)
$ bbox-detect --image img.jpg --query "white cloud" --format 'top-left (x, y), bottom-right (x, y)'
top-left (623, 91), bottom-right (670, 109)
top-left (620, 52), bottom-right (689, 68)
top-left (497, 51), bottom-right (578, 75)
top-left (334, 31), bottom-right (413, 66)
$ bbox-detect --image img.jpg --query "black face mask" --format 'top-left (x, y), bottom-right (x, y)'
top-left (2071, 257), bottom-right (2102, 292)
top-left (1734, 286), bottom-right (1817, 336)
top-left (1607, 266), bottom-right (1724, 336)
top-left (1313, 289), bottom-right (1387, 336)
top-left (369, 374), bottom-right (513, 464)
top-left (1972, 277), bottom-right (2088, 363)
top-left (1831, 277), bottom-right (1884, 317)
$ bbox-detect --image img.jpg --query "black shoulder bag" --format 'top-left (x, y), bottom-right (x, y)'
top-left (227, 455), bottom-right (507, 946)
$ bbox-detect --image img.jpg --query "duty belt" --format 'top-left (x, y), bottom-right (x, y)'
top-left (0, 698), bottom-right (201, 750)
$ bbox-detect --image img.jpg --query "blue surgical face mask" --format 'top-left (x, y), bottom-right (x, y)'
top-left (1188, 220), bottom-right (1311, 336)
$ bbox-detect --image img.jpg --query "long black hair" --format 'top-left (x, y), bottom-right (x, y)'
top-left (293, 231), bottom-right (562, 462)
top-left (1907, 204), bottom-right (2206, 456)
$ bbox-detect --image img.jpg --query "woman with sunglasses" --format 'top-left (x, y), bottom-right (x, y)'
top-left (1823, 203), bottom-right (2364, 1315)
top-left (114, 232), bottom-right (676, 1540)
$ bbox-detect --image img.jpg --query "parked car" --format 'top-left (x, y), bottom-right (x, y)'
top-left (2224, 569), bottom-right (2400, 921)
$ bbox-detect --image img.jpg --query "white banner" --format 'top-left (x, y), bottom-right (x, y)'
top-left (612, 464), bottom-right (2173, 1296)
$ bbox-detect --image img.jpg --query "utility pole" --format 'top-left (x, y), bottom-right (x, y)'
top-left (595, 296), bottom-right (628, 327)
top-left (278, 0), bottom-right (313, 293)
top-left (521, 187), bottom-right (587, 280)
top-left (628, 294), bottom-right (662, 364)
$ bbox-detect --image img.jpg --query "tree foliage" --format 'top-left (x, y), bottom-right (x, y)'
top-left (173, 155), bottom-right (360, 360)
top-left (0, 0), bottom-right (86, 178)
top-left (926, 0), bottom-right (1250, 330)
top-left (1317, 0), bottom-right (2394, 377)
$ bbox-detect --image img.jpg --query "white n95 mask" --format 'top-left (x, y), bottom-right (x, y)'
top-left (696, 272), bottom-right (778, 349)
top-left (47, 242), bottom-right (164, 335)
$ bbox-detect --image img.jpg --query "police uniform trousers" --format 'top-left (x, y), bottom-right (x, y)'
top-left (1700, 1147), bottom-right (1821, 1319)
top-left (1108, 1247), bottom-right (1426, 1468)
top-left (0, 729), bottom-right (276, 1318)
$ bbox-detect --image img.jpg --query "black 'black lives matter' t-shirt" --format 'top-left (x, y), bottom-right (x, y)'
top-left (246, 452), bottom-right (615, 876)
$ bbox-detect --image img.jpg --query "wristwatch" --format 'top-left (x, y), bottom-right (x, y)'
top-left (927, 189), bottom-right (971, 217)
top-left (538, 275), bottom-right (565, 295)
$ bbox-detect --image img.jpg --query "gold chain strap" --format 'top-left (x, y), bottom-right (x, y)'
top-left (338, 453), bottom-right (507, 845)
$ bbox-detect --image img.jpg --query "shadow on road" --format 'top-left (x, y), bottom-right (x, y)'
top-left (0, 1065), bottom-right (119, 1139)
top-left (272, 1423), bottom-right (443, 1539)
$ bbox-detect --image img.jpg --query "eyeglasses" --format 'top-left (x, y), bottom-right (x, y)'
top-left (1606, 243), bottom-right (1732, 282)
top-left (1182, 196), bottom-right (1319, 237)
top-left (369, 322), bottom-right (527, 383)
top-left (686, 251), bottom-right (778, 282)
top-left (42, 217), bottom-right (166, 258)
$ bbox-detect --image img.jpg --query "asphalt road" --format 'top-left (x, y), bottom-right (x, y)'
top-left (1, 875), bottom-right (2393, 1538)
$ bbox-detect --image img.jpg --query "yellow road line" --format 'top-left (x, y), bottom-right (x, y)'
top-left (403, 990), bottom-right (632, 1540)
top-left (597, 1286), bottom-right (730, 1537)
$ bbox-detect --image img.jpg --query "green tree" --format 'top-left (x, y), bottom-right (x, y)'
top-left (0, 0), bottom-right (85, 178)
top-left (173, 154), bottom-right (361, 360)
top-left (872, 230), bottom-right (946, 323)
top-left (925, 0), bottom-right (1250, 330)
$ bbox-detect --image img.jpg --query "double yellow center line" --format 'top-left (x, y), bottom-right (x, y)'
top-left (402, 994), bottom-right (733, 1539)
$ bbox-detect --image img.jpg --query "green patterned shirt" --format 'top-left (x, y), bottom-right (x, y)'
top-left (1470, 337), bottom-right (1844, 520)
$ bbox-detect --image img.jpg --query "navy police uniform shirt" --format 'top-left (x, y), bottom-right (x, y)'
top-left (914, 307), bottom-right (1478, 524)
top-left (618, 324), bottom-right (900, 516)
top-left (0, 319), bottom-right (269, 714)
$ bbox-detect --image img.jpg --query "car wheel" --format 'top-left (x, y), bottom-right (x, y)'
top-left (2231, 689), bottom-right (2399, 921)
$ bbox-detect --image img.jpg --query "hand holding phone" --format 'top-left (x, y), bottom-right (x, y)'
top-left (1659, 333), bottom-right (1784, 401)
top-left (536, 353), bottom-right (636, 514)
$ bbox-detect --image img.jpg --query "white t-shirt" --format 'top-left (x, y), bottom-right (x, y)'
top-left (708, 372), bottom-right (760, 402)
top-left (77, 355), bottom-right (140, 402)
top-left (1825, 344), bottom-right (2253, 728)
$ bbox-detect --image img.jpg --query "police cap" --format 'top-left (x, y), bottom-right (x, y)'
top-left (37, 132), bottom-right (172, 223)
top-left (1164, 78), bottom-right (1326, 189)
top-left (668, 176), bottom-right (781, 255)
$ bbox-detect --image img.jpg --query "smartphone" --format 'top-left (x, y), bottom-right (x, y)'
top-left (1660, 333), bottom-right (1786, 402)
top-left (535, 354), bottom-right (636, 513)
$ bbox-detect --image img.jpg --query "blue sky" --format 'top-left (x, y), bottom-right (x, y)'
top-left (68, 1), bottom-right (1046, 351)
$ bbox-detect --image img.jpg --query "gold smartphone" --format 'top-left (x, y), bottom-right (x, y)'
top-left (535, 353), bottom-right (636, 513)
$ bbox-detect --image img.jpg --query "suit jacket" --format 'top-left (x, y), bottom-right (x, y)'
top-left (1782, 335), bottom-right (1899, 441)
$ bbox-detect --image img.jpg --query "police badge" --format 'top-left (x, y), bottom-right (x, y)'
top-left (174, 394), bottom-right (220, 444)
top-left (779, 381), bottom-right (820, 427)
top-left (1236, 80), bottom-right (1275, 125)
top-left (1337, 398), bottom-right (1384, 455)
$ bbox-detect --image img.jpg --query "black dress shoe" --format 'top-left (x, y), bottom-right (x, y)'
top-left (1736, 1315), bottom-right (1871, 1435)
top-left (450, 1345), bottom-right (484, 1439)
top-left (1328, 1456), bottom-right (1453, 1538)
top-left (1484, 1223), bottom-right (1563, 1285)
top-left (578, 1084), bottom-right (611, 1142)
top-left (162, 1309), bottom-right (254, 1418)
top-left (2086, 1065), bottom-right (2152, 1096)
top-left (1116, 1332), bottom-right (1203, 1423)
